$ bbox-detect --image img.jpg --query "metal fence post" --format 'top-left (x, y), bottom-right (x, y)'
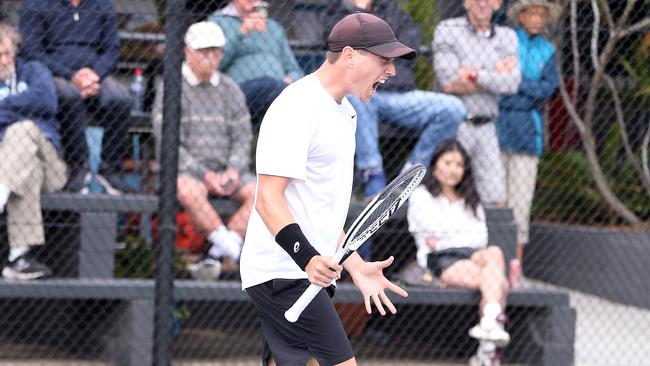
top-left (154, 1), bottom-right (185, 365)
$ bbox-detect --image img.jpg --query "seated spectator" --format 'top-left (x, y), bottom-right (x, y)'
top-left (323, 0), bottom-right (466, 197)
top-left (497, 0), bottom-right (561, 285)
top-left (407, 139), bottom-right (510, 354)
top-left (0, 23), bottom-right (67, 280)
top-left (19, 0), bottom-right (132, 193)
top-left (208, 0), bottom-right (304, 126)
top-left (152, 21), bottom-right (255, 281)
top-left (433, 0), bottom-right (521, 207)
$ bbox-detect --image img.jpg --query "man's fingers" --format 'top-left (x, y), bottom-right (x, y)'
top-left (372, 295), bottom-right (386, 316)
top-left (386, 280), bottom-right (409, 298)
top-left (379, 291), bottom-right (397, 314)
top-left (364, 297), bottom-right (372, 314)
top-left (378, 256), bottom-right (395, 269)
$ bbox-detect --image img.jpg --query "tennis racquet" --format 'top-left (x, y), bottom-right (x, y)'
top-left (284, 164), bottom-right (427, 322)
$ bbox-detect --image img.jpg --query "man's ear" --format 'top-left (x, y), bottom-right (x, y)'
top-left (341, 46), bottom-right (356, 67)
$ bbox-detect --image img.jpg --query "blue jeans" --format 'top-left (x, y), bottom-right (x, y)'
top-left (349, 90), bottom-right (466, 170)
top-left (55, 75), bottom-right (131, 174)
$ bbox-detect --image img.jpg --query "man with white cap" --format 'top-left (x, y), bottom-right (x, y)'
top-left (241, 12), bottom-right (414, 366)
top-left (152, 21), bottom-right (255, 281)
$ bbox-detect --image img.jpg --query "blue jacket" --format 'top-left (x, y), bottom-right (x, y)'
top-left (496, 28), bottom-right (558, 156)
top-left (0, 58), bottom-right (61, 153)
top-left (19, 0), bottom-right (120, 80)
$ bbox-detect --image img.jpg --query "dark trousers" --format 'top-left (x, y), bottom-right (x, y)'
top-left (239, 77), bottom-right (288, 127)
top-left (55, 75), bottom-right (131, 175)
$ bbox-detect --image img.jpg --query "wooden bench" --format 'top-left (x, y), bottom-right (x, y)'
top-left (40, 193), bottom-right (159, 278)
top-left (0, 277), bottom-right (574, 366)
top-left (2, 197), bottom-right (576, 366)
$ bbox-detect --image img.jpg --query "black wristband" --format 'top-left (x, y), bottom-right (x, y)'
top-left (275, 223), bottom-right (320, 271)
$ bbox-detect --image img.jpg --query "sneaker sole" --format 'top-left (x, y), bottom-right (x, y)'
top-left (468, 328), bottom-right (511, 347)
top-left (2, 267), bottom-right (50, 280)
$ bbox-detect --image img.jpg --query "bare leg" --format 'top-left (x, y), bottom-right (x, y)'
top-left (177, 175), bottom-right (222, 233)
top-left (516, 242), bottom-right (524, 263)
top-left (334, 357), bottom-right (357, 366)
top-left (439, 246), bottom-right (508, 311)
top-left (227, 182), bottom-right (255, 238)
top-left (471, 246), bottom-right (508, 311)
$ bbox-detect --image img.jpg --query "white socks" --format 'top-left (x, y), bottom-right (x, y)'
top-left (207, 225), bottom-right (243, 260)
top-left (481, 302), bottom-right (502, 327)
top-left (9, 246), bottom-right (30, 262)
top-left (0, 183), bottom-right (10, 214)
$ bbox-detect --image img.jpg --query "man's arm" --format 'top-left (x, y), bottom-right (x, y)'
top-left (19, 1), bottom-right (75, 79)
top-left (475, 31), bottom-right (521, 95)
top-left (432, 22), bottom-right (462, 90)
top-left (0, 61), bottom-right (58, 117)
top-left (92, 2), bottom-right (120, 79)
top-left (517, 53), bottom-right (559, 102)
top-left (256, 174), bottom-right (342, 287)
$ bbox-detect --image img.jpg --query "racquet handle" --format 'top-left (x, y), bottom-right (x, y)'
top-left (284, 284), bottom-right (321, 322)
top-left (284, 248), bottom-right (349, 322)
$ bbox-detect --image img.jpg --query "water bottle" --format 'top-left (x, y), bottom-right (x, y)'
top-left (130, 68), bottom-right (144, 112)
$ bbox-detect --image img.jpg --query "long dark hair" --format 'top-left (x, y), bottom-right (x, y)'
top-left (421, 139), bottom-right (481, 216)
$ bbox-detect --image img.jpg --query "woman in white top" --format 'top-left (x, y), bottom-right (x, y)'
top-left (407, 139), bottom-right (510, 347)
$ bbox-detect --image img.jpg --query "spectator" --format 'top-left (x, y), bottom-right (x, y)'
top-left (324, 0), bottom-right (466, 198)
top-left (433, 0), bottom-right (521, 206)
top-left (19, 0), bottom-right (132, 193)
top-left (0, 23), bottom-right (67, 280)
top-left (152, 21), bottom-right (255, 281)
top-left (208, 0), bottom-right (304, 126)
top-left (407, 139), bottom-right (510, 355)
top-left (496, 0), bottom-right (561, 284)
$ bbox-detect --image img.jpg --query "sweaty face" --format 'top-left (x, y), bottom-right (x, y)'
top-left (0, 37), bottom-right (16, 80)
top-left (350, 49), bottom-right (395, 102)
top-left (185, 47), bottom-right (222, 82)
top-left (519, 5), bottom-right (549, 35)
top-left (433, 150), bottom-right (465, 191)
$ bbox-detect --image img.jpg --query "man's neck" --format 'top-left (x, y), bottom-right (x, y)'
top-left (467, 14), bottom-right (492, 34)
top-left (71, 0), bottom-right (81, 8)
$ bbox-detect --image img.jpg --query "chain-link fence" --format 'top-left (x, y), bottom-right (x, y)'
top-left (0, 0), bottom-right (648, 365)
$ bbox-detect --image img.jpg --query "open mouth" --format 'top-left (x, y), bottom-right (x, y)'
top-left (371, 79), bottom-right (386, 93)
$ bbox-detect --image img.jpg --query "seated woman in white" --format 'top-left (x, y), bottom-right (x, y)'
top-left (407, 139), bottom-right (510, 347)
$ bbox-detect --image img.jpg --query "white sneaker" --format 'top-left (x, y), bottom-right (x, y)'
top-left (469, 320), bottom-right (510, 347)
top-left (469, 340), bottom-right (501, 366)
top-left (187, 257), bottom-right (222, 281)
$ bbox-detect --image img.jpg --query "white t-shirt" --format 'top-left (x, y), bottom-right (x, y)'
top-left (240, 73), bottom-right (357, 289)
top-left (407, 186), bottom-right (488, 269)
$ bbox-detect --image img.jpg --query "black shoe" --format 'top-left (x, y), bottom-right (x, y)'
top-left (65, 168), bottom-right (89, 192)
top-left (2, 253), bottom-right (52, 280)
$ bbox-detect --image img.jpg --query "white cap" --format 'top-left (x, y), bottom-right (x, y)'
top-left (184, 21), bottom-right (226, 49)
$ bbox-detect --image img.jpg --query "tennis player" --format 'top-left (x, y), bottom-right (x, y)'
top-left (240, 13), bottom-right (416, 366)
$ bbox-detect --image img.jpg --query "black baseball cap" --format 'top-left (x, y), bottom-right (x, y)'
top-left (327, 13), bottom-right (417, 60)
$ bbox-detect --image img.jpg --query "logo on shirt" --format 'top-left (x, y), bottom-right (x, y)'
top-left (293, 242), bottom-right (300, 253)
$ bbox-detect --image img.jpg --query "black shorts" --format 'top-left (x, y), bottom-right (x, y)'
top-left (246, 279), bottom-right (354, 366)
top-left (427, 247), bottom-right (477, 277)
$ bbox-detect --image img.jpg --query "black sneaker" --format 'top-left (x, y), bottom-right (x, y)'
top-left (2, 253), bottom-right (52, 280)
